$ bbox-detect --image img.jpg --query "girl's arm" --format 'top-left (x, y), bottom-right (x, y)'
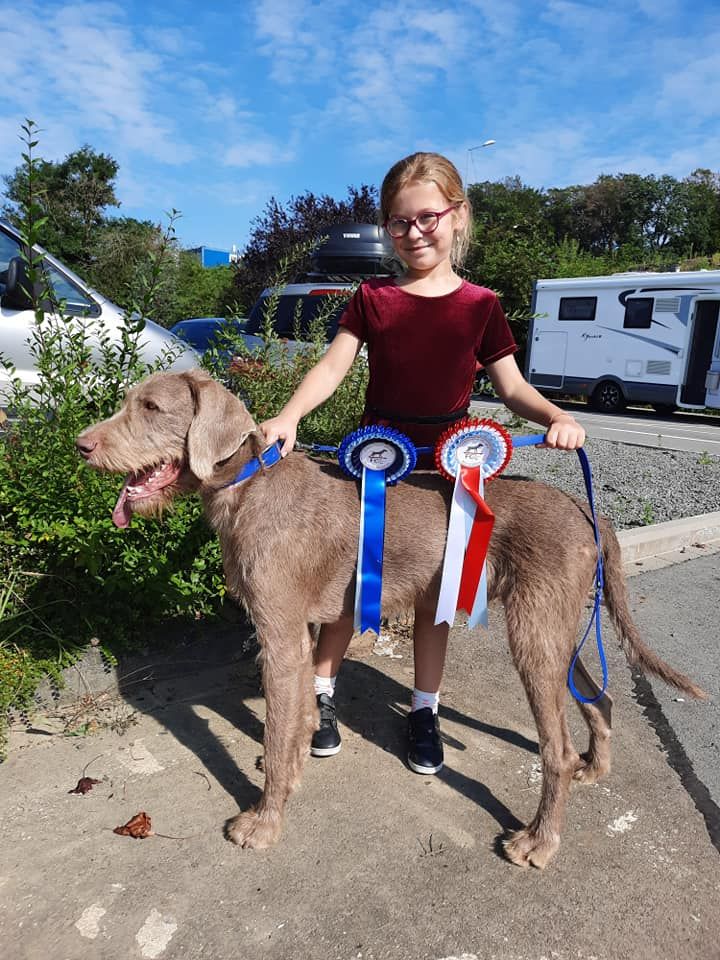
top-left (260, 328), bottom-right (363, 455)
top-left (484, 354), bottom-right (586, 449)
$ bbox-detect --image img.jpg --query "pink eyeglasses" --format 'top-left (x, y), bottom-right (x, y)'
top-left (384, 204), bottom-right (460, 239)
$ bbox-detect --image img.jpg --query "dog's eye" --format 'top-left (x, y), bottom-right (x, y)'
top-left (144, 400), bottom-right (160, 412)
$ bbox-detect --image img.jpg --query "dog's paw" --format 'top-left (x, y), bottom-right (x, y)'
top-left (502, 826), bottom-right (560, 870)
top-left (225, 807), bottom-right (283, 849)
top-left (572, 750), bottom-right (610, 784)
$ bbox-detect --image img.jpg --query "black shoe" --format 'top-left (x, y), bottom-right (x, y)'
top-left (311, 693), bottom-right (342, 757)
top-left (407, 707), bottom-right (443, 775)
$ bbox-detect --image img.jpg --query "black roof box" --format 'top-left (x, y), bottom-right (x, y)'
top-left (310, 222), bottom-right (396, 276)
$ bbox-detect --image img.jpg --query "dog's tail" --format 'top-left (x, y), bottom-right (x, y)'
top-left (600, 520), bottom-right (707, 700)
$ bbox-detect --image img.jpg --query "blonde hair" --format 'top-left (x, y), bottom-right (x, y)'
top-left (380, 152), bottom-right (472, 266)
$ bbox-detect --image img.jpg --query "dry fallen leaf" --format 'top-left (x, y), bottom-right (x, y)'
top-left (113, 811), bottom-right (153, 838)
top-left (68, 777), bottom-right (102, 795)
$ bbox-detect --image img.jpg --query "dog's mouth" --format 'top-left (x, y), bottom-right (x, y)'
top-left (112, 461), bottom-right (183, 528)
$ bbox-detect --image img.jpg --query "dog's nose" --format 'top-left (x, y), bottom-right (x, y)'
top-left (76, 437), bottom-right (97, 458)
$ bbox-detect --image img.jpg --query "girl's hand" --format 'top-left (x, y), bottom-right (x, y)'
top-left (544, 412), bottom-right (585, 450)
top-left (260, 414), bottom-right (299, 457)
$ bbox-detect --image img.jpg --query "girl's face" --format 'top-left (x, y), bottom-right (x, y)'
top-left (386, 180), bottom-right (467, 274)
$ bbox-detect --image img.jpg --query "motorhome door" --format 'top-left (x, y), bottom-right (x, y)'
top-left (528, 330), bottom-right (568, 390)
top-left (680, 298), bottom-right (720, 407)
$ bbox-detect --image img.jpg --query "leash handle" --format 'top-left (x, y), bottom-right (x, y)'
top-left (511, 433), bottom-right (546, 448)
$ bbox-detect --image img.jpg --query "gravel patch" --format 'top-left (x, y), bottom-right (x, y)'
top-left (505, 436), bottom-right (720, 529)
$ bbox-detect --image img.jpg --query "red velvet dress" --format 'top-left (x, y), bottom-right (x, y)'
top-left (338, 278), bottom-right (517, 463)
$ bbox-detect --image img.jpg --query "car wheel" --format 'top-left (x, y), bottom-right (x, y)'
top-left (590, 380), bottom-right (625, 413)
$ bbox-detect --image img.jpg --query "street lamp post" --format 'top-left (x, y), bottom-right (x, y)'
top-left (465, 139), bottom-right (496, 188)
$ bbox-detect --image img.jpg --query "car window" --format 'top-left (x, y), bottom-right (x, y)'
top-left (247, 293), bottom-right (348, 340)
top-left (44, 261), bottom-right (98, 315)
top-left (0, 229), bottom-right (22, 295)
top-left (0, 228), bottom-right (98, 316)
top-left (180, 322), bottom-right (220, 351)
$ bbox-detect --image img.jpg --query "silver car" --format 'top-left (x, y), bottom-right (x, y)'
top-left (0, 218), bottom-right (198, 404)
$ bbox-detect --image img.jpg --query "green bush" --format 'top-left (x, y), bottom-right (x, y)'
top-left (202, 243), bottom-right (368, 445)
top-left (0, 124), bottom-right (225, 749)
top-left (0, 124), bottom-right (368, 752)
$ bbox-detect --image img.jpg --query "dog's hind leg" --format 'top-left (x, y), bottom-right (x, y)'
top-left (502, 610), bottom-right (579, 870)
top-left (226, 620), bottom-right (314, 849)
top-left (570, 658), bottom-right (613, 784)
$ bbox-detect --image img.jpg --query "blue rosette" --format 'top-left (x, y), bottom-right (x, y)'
top-left (339, 426), bottom-right (416, 635)
top-left (338, 425), bottom-right (416, 485)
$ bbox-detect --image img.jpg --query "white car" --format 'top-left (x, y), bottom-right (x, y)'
top-left (0, 218), bottom-right (199, 404)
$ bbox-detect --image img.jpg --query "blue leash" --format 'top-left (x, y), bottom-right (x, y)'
top-left (300, 434), bottom-right (609, 703)
top-left (508, 434), bottom-right (608, 703)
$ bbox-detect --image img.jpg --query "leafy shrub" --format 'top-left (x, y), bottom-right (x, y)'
top-left (0, 124), bottom-right (368, 752)
top-left (202, 243), bottom-right (368, 444)
top-left (0, 125), bottom-right (225, 749)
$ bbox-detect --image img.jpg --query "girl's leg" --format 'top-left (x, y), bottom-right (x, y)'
top-left (311, 616), bottom-right (354, 758)
top-left (314, 616), bottom-right (355, 678)
top-left (412, 607), bottom-right (449, 694)
top-left (408, 606), bottom-right (449, 775)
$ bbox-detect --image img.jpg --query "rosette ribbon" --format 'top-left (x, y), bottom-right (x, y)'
top-left (339, 426), bottom-right (416, 635)
top-left (434, 419), bottom-right (513, 629)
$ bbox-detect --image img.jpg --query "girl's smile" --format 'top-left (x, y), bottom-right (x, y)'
top-left (387, 180), bottom-right (466, 280)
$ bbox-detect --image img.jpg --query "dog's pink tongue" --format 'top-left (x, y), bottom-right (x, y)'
top-left (112, 477), bottom-right (133, 528)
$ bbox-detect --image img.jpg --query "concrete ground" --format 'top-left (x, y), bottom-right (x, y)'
top-left (1, 534), bottom-right (719, 960)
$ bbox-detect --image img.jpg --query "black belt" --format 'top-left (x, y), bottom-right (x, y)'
top-left (366, 405), bottom-right (468, 425)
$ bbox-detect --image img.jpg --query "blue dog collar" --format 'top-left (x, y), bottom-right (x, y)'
top-left (223, 441), bottom-right (283, 487)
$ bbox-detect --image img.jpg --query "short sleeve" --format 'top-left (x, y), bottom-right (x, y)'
top-left (338, 283), bottom-right (368, 343)
top-left (476, 294), bottom-right (518, 365)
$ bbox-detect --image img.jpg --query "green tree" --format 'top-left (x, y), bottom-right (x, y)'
top-left (161, 252), bottom-right (239, 327)
top-left (680, 169), bottom-right (720, 256)
top-left (84, 216), bottom-right (166, 307)
top-left (2, 145), bottom-right (120, 270)
top-left (465, 178), bottom-right (554, 325)
top-left (238, 184), bottom-right (379, 309)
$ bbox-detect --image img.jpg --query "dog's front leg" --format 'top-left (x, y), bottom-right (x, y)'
top-left (226, 622), bottom-right (315, 849)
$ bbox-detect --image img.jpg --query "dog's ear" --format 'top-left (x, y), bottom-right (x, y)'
top-left (183, 373), bottom-right (257, 481)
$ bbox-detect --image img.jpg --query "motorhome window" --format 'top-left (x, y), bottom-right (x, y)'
top-left (623, 298), bottom-right (653, 329)
top-left (558, 297), bottom-right (597, 321)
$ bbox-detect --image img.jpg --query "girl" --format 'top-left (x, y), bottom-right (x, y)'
top-left (261, 152), bottom-right (585, 775)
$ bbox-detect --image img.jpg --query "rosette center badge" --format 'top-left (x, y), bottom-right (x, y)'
top-left (358, 442), bottom-right (398, 472)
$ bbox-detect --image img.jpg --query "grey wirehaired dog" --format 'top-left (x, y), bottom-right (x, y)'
top-left (76, 369), bottom-right (705, 869)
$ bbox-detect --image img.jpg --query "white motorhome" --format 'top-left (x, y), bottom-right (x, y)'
top-left (525, 270), bottom-right (720, 412)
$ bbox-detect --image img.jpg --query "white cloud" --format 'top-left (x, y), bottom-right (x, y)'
top-left (0, 2), bottom-right (194, 165)
top-left (223, 138), bottom-right (295, 168)
top-left (657, 45), bottom-right (720, 119)
top-left (252, 0), bottom-right (339, 84)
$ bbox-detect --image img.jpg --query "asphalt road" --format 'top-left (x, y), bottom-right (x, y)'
top-left (625, 552), bottom-right (720, 831)
top-left (1, 553), bottom-right (718, 960)
top-left (470, 396), bottom-right (720, 454)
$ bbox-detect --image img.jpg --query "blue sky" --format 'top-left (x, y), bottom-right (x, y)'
top-left (1, 0), bottom-right (719, 252)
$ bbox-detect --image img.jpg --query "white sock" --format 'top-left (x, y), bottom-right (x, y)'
top-left (412, 687), bottom-right (439, 714)
top-left (314, 674), bottom-right (336, 698)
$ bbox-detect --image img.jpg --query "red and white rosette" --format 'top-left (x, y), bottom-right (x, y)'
top-left (434, 418), bottom-right (512, 628)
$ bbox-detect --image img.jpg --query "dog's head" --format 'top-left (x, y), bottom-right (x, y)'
top-left (76, 369), bottom-right (260, 527)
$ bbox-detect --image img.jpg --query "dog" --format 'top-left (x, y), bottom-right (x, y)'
top-left (76, 369), bottom-right (705, 869)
